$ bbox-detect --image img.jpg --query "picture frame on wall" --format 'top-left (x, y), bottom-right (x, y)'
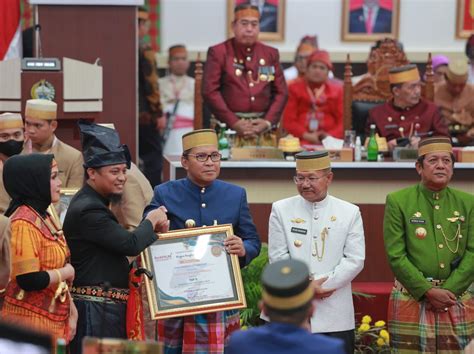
top-left (341, 0), bottom-right (400, 42)
top-left (227, 0), bottom-right (285, 41)
top-left (456, 0), bottom-right (474, 39)
top-left (141, 224), bottom-right (247, 320)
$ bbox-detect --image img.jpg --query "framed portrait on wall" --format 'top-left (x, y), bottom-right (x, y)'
top-left (456, 0), bottom-right (474, 39)
top-left (141, 224), bottom-right (247, 320)
top-left (341, 0), bottom-right (400, 42)
top-left (227, 0), bottom-right (285, 41)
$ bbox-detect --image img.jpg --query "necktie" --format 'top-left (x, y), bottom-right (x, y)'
top-left (366, 8), bottom-right (373, 34)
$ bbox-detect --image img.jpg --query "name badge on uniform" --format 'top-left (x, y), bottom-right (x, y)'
top-left (410, 218), bottom-right (426, 224)
top-left (291, 227), bottom-right (307, 235)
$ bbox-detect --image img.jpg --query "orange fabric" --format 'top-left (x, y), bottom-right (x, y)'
top-left (1, 207), bottom-right (70, 342)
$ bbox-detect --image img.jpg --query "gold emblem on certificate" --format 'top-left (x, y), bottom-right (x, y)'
top-left (415, 227), bottom-right (427, 239)
top-left (211, 245), bottom-right (222, 257)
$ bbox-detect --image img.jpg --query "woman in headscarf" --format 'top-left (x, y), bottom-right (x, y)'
top-left (1, 154), bottom-right (77, 343)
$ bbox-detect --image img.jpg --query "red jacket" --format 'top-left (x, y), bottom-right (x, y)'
top-left (367, 98), bottom-right (449, 141)
top-left (283, 78), bottom-right (343, 144)
top-left (203, 38), bottom-right (288, 127)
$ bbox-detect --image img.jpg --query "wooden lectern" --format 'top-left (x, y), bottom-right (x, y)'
top-left (0, 0), bottom-right (141, 157)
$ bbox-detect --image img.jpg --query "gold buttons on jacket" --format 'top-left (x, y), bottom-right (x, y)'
top-left (294, 240), bottom-right (302, 247)
top-left (246, 47), bottom-right (251, 52)
top-left (400, 116), bottom-right (405, 121)
top-left (436, 224), bottom-right (441, 229)
top-left (249, 82), bottom-right (254, 87)
top-left (201, 188), bottom-right (205, 194)
top-left (250, 96), bottom-right (255, 102)
top-left (438, 244), bottom-right (444, 249)
top-left (246, 56), bottom-right (251, 61)
top-left (201, 203), bottom-right (206, 208)
top-left (434, 205), bottom-right (440, 210)
top-left (440, 263), bottom-right (445, 269)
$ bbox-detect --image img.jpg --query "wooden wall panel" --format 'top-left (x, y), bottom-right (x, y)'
top-left (37, 6), bottom-right (137, 157)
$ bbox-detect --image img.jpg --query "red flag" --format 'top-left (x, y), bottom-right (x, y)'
top-left (0, 0), bottom-right (22, 60)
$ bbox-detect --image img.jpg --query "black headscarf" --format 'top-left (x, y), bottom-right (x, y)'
top-left (3, 154), bottom-right (54, 217)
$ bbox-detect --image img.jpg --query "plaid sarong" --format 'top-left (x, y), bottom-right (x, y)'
top-left (157, 310), bottom-right (240, 354)
top-left (388, 287), bottom-right (474, 353)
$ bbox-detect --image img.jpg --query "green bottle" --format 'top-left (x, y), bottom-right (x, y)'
top-left (218, 123), bottom-right (229, 160)
top-left (367, 124), bottom-right (379, 162)
top-left (56, 338), bottom-right (66, 354)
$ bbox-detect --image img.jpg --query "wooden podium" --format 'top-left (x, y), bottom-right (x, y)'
top-left (1, 0), bottom-right (141, 157)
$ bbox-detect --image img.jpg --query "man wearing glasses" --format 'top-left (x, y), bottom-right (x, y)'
top-left (268, 151), bottom-right (365, 354)
top-left (144, 129), bottom-right (261, 353)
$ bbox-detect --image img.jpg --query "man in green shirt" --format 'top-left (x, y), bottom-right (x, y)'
top-left (383, 136), bottom-right (473, 353)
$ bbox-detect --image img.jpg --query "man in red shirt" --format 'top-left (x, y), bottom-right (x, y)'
top-left (367, 64), bottom-right (449, 150)
top-left (283, 50), bottom-right (343, 145)
top-left (203, 4), bottom-right (287, 146)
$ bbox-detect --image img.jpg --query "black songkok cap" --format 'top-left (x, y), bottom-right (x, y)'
top-left (79, 120), bottom-right (131, 169)
top-left (261, 259), bottom-right (313, 311)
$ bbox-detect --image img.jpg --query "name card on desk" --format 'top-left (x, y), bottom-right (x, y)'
top-left (326, 148), bottom-right (353, 162)
top-left (231, 147), bottom-right (284, 160)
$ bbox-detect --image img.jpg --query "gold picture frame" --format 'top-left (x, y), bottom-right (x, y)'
top-left (341, 0), bottom-right (400, 42)
top-left (141, 224), bottom-right (247, 320)
top-left (227, 0), bottom-right (285, 41)
top-left (456, 0), bottom-right (474, 39)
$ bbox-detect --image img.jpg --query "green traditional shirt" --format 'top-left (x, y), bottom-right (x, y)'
top-left (384, 183), bottom-right (473, 300)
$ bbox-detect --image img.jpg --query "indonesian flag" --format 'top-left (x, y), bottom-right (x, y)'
top-left (0, 0), bottom-right (22, 60)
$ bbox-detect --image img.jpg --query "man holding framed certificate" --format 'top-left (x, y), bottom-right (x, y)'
top-left (144, 128), bottom-right (261, 354)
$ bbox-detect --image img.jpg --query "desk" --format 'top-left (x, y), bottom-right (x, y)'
top-left (163, 156), bottom-right (474, 282)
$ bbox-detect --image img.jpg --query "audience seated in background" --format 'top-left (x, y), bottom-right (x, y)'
top-left (434, 59), bottom-right (474, 146)
top-left (429, 55), bottom-right (449, 84)
top-left (366, 65), bottom-right (448, 150)
top-left (159, 44), bottom-right (195, 156)
top-left (226, 259), bottom-right (345, 354)
top-left (284, 35), bottom-right (318, 83)
top-left (283, 50), bottom-right (343, 145)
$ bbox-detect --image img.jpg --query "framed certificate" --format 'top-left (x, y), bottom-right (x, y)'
top-left (141, 224), bottom-right (247, 320)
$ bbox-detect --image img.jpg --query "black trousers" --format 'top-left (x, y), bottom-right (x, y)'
top-left (320, 329), bottom-right (355, 354)
top-left (138, 122), bottom-right (163, 188)
top-left (69, 299), bottom-right (127, 354)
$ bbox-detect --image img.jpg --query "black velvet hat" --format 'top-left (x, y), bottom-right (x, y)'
top-left (79, 120), bottom-right (131, 169)
top-left (261, 259), bottom-right (313, 310)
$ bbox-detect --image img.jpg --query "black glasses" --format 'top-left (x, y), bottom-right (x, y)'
top-left (187, 152), bottom-right (222, 162)
top-left (293, 174), bottom-right (328, 184)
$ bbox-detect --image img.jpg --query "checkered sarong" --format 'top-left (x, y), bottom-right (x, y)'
top-left (388, 287), bottom-right (474, 353)
top-left (156, 310), bottom-right (240, 354)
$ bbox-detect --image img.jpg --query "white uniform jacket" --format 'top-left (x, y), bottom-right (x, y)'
top-left (268, 194), bottom-right (365, 333)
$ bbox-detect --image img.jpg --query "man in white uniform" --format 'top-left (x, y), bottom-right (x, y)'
top-left (159, 44), bottom-right (195, 156)
top-left (268, 150), bottom-right (365, 354)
